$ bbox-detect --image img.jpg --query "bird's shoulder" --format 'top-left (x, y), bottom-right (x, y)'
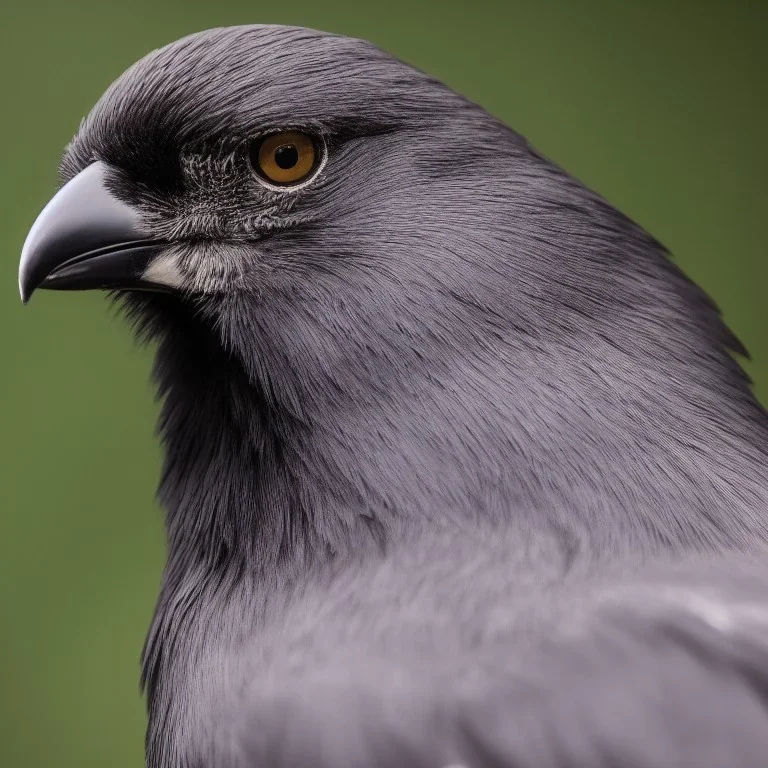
top-left (224, 540), bottom-right (768, 768)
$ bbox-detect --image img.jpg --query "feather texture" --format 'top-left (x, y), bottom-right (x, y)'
top-left (51, 25), bottom-right (768, 767)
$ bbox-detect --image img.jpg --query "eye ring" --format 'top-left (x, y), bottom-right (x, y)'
top-left (249, 131), bottom-right (323, 189)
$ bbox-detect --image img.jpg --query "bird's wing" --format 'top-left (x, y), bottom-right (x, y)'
top-left (230, 549), bottom-right (768, 768)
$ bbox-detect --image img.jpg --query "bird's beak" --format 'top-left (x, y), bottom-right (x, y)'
top-left (18, 161), bottom-right (168, 303)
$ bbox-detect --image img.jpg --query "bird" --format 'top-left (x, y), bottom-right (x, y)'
top-left (18, 24), bottom-right (768, 768)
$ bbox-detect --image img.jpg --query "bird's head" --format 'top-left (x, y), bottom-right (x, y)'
top-left (20, 26), bottom-right (544, 392)
top-left (20, 25), bottom-right (764, 543)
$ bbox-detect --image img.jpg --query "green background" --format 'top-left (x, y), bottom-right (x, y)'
top-left (1, 1), bottom-right (765, 765)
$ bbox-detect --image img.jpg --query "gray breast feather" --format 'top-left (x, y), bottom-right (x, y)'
top-left (214, 546), bottom-right (768, 768)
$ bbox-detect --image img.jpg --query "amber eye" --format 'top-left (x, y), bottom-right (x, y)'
top-left (249, 131), bottom-right (319, 187)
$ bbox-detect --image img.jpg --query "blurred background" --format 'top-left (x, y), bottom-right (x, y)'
top-left (0, 1), bottom-right (765, 765)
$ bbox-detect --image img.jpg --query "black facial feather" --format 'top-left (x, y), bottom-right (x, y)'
top-left (47, 24), bottom-right (768, 768)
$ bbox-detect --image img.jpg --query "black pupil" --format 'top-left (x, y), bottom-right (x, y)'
top-left (274, 144), bottom-right (299, 170)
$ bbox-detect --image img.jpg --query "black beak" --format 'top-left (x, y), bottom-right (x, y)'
top-left (19, 161), bottom-right (167, 303)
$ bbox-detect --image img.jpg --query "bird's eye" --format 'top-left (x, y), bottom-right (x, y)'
top-left (249, 131), bottom-right (320, 187)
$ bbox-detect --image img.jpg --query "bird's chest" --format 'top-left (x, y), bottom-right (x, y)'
top-left (144, 577), bottom-right (264, 768)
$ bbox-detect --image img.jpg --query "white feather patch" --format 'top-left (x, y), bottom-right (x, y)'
top-left (143, 252), bottom-right (185, 289)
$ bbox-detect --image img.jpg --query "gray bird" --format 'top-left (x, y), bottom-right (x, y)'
top-left (18, 24), bottom-right (768, 768)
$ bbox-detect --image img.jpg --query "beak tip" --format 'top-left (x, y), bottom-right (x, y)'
top-left (18, 261), bottom-right (37, 304)
top-left (19, 276), bottom-right (30, 304)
